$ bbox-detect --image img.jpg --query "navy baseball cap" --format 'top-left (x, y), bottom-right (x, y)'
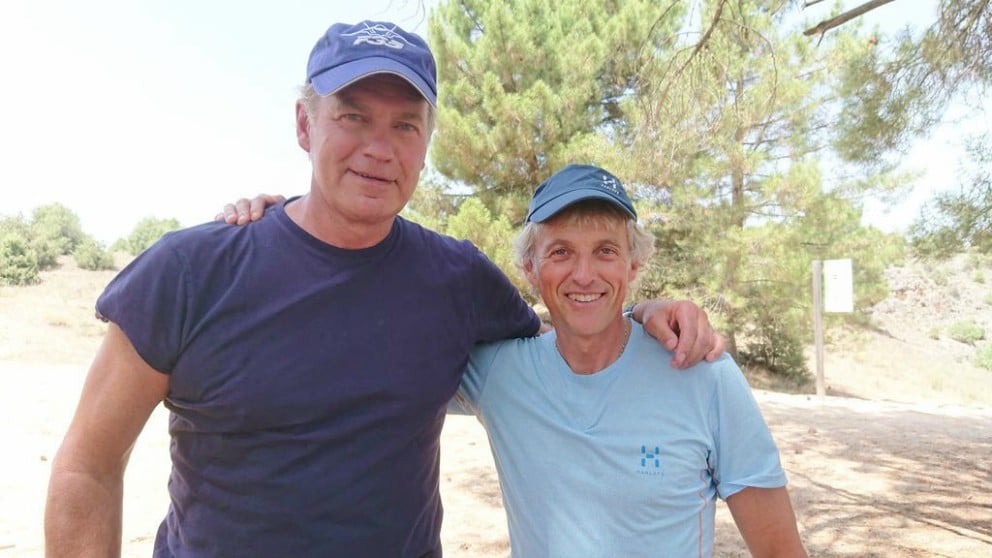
top-left (526, 164), bottom-right (637, 223)
top-left (306, 20), bottom-right (437, 106)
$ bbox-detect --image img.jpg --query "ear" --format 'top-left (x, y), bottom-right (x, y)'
top-left (628, 259), bottom-right (640, 284)
top-left (524, 259), bottom-right (540, 289)
top-left (296, 100), bottom-right (311, 153)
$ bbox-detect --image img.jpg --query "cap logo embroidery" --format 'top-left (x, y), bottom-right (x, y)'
top-left (599, 174), bottom-right (621, 195)
top-left (343, 22), bottom-right (409, 50)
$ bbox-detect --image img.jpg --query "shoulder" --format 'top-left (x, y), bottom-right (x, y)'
top-left (470, 335), bottom-right (544, 368)
top-left (397, 217), bottom-right (478, 254)
top-left (628, 324), bottom-right (742, 387)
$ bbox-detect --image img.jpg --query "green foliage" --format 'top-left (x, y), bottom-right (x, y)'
top-left (427, 0), bottom-right (926, 380)
top-left (116, 217), bottom-right (182, 256)
top-left (738, 318), bottom-right (810, 380)
top-left (30, 203), bottom-right (86, 256)
top-left (1, 215), bottom-right (59, 271)
top-left (928, 326), bottom-right (941, 340)
top-left (911, 135), bottom-right (992, 258)
top-left (833, 0), bottom-right (992, 166)
top-left (73, 238), bottom-right (115, 271)
top-left (443, 197), bottom-right (523, 294)
top-left (947, 320), bottom-right (986, 344)
top-left (0, 233), bottom-right (40, 286)
top-left (975, 344), bottom-right (992, 371)
top-left (402, 170), bottom-right (463, 231)
top-left (429, 0), bottom-right (686, 222)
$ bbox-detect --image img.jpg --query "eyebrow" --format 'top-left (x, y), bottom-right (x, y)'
top-left (335, 94), bottom-right (426, 124)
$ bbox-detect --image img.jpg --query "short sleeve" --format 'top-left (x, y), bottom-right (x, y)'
top-left (709, 357), bottom-right (788, 499)
top-left (96, 233), bottom-right (190, 374)
top-left (453, 341), bottom-right (504, 416)
top-left (466, 247), bottom-right (540, 342)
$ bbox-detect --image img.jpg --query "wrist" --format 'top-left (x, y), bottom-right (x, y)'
top-left (623, 302), bottom-right (638, 322)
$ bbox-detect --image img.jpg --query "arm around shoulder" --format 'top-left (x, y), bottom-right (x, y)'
top-left (45, 323), bottom-right (169, 558)
top-left (726, 486), bottom-right (808, 558)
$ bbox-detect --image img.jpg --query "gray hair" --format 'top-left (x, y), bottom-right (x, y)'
top-left (299, 82), bottom-right (436, 135)
top-left (512, 200), bottom-right (656, 281)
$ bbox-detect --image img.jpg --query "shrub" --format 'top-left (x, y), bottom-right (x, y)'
top-left (118, 217), bottom-right (182, 256)
top-left (975, 345), bottom-right (992, 371)
top-left (73, 238), bottom-right (115, 271)
top-left (0, 233), bottom-right (40, 286)
top-left (738, 319), bottom-right (810, 381)
top-left (947, 320), bottom-right (986, 344)
top-left (928, 326), bottom-right (940, 340)
top-left (31, 203), bottom-right (86, 255)
top-left (30, 236), bottom-right (61, 271)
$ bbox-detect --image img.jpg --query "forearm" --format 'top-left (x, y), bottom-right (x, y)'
top-left (45, 464), bottom-right (124, 557)
top-left (728, 486), bottom-right (807, 558)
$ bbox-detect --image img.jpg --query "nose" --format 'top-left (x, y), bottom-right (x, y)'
top-left (362, 128), bottom-right (395, 162)
top-left (571, 254), bottom-right (595, 285)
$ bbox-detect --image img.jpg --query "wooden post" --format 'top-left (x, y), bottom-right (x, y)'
top-left (812, 260), bottom-right (825, 398)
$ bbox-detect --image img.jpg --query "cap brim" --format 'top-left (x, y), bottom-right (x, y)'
top-left (527, 188), bottom-right (637, 222)
top-left (310, 57), bottom-right (436, 106)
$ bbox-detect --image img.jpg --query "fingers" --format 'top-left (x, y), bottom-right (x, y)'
top-left (217, 202), bottom-right (245, 225)
top-left (249, 194), bottom-right (285, 221)
top-left (668, 300), bottom-right (709, 369)
top-left (217, 195), bottom-right (286, 226)
top-left (705, 334), bottom-right (727, 362)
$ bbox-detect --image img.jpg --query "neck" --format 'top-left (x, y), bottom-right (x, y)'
top-left (286, 194), bottom-right (395, 249)
top-left (555, 317), bottom-right (631, 375)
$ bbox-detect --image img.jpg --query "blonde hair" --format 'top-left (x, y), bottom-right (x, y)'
top-left (512, 200), bottom-right (655, 279)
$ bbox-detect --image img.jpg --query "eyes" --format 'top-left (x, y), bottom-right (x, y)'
top-left (337, 112), bottom-right (421, 134)
top-left (547, 245), bottom-right (621, 260)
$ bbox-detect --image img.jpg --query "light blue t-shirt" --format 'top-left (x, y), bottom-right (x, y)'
top-left (456, 322), bottom-right (786, 557)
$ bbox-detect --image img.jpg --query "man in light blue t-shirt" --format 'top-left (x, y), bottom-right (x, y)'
top-left (455, 164), bottom-right (808, 557)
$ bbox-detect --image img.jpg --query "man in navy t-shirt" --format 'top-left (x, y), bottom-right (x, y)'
top-left (44, 20), bottom-right (723, 557)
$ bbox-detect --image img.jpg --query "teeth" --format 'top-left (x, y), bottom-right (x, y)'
top-left (569, 293), bottom-right (600, 302)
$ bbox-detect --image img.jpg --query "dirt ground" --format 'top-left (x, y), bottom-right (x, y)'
top-left (1, 259), bottom-right (990, 557)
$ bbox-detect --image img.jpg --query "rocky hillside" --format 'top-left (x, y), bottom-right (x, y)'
top-left (817, 252), bottom-right (991, 408)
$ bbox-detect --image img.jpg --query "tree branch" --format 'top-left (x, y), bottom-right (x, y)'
top-left (803, 0), bottom-right (899, 37)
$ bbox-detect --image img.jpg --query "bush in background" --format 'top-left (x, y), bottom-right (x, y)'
top-left (975, 345), bottom-right (992, 371)
top-left (947, 320), bottom-right (986, 344)
top-left (113, 217), bottom-right (182, 256)
top-left (73, 238), bottom-right (115, 271)
top-left (0, 233), bottom-right (40, 286)
top-left (30, 203), bottom-right (86, 257)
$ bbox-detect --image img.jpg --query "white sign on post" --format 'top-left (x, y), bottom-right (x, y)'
top-left (823, 259), bottom-right (853, 313)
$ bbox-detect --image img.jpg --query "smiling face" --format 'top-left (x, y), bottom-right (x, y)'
top-left (295, 74), bottom-right (430, 243)
top-left (525, 205), bottom-right (639, 344)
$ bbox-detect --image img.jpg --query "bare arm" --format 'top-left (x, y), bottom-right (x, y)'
top-left (632, 299), bottom-right (726, 368)
top-left (726, 486), bottom-right (808, 558)
top-left (45, 323), bottom-right (169, 558)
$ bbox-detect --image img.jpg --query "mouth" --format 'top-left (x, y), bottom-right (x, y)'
top-left (567, 293), bottom-right (604, 303)
top-left (352, 170), bottom-right (394, 184)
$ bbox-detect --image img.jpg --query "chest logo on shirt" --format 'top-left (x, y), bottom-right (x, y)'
top-left (638, 445), bottom-right (663, 476)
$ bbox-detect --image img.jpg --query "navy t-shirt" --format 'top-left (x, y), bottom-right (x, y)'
top-left (96, 203), bottom-right (539, 557)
